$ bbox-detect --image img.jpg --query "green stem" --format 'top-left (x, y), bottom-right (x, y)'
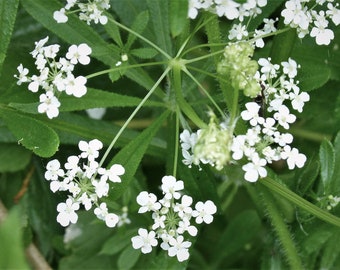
top-left (98, 67), bottom-right (171, 168)
top-left (172, 107), bottom-right (180, 177)
top-left (172, 60), bottom-right (206, 128)
top-left (184, 49), bottom-right (224, 64)
top-left (183, 68), bottom-right (225, 117)
top-left (108, 17), bottom-right (171, 60)
top-left (260, 177), bottom-right (340, 227)
top-left (259, 184), bottom-right (304, 270)
top-left (86, 61), bottom-right (167, 79)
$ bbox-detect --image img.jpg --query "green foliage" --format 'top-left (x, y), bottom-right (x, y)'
top-left (0, 1), bottom-right (339, 269)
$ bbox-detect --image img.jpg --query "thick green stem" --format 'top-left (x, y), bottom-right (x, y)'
top-left (260, 177), bottom-right (340, 227)
top-left (98, 67), bottom-right (171, 168)
top-left (259, 185), bottom-right (304, 270)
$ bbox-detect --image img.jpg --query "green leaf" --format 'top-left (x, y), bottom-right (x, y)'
top-left (117, 245), bottom-right (141, 270)
top-left (170, 0), bottom-right (188, 37)
top-left (149, 252), bottom-right (187, 270)
top-left (147, 0), bottom-right (172, 57)
top-left (212, 210), bottom-right (261, 262)
top-left (319, 140), bottom-right (335, 192)
top-left (130, 48), bottom-right (159, 59)
top-left (297, 63), bottom-right (331, 92)
top-left (0, 0), bottom-right (19, 74)
top-left (99, 229), bottom-right (135, 255)
top-left (125, 11), bottom-right (149, 50)
top-left (104, 14), bottom-right (124, 47)
top-left (297, 156), bottom-right (320, 196)
top-left (0, 143), bottom-right (31, 172)
top-left (320, 229), bottom-right (340, 269)
top-left (108, 110), bottom-right (170, 200)
top-left (0, 107), bottom-right (59, 157)
top-left (330, 132), bottom-right (340, 192)
top-left (0, 207), bottom-right (30, 270)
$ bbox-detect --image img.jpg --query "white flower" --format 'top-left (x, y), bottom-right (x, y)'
top-left (94, 202), bottom-right (109, 220)
top-left (53, 8), bottom-right (68, 23)
top-left (242, 154), bottom-right (267, 182)
top-left (258, 58), bottom-right (279, 78)
top-left (64, 155), bottom-right (81, 176)
top-left (180, 129), bottom-right (198, 151)
top-left (161, 176), bottom-right (184, 200)
top-left (78, 139), bottom-right (103, 161)
top-left (281, 145), bottom-right (307, 169)
top-left (231, 135), bottom-right (248, 160)
top-left (45, 159), bottom-right (64, 181)
top-left (66, 44), bottom-right (92, 65)
top-left (281, 58), bottom-right (299, 78)
top-left (79, 193), bottom-right (93, 210)
top-left (228, 23), bottom-right (248, 40)
top-left (192, 200), bottom-right (217, 224)
top-left (151, 213), bottom-right (166, 230)
top-left (273, 105), bottom-right (296, 129)
top-left (273, 131), bottom-right (293, 147)
top-left (327, 3), bottom-right (340, 26)
top-left (215, 0), bottom-right (240, 20)
top-left (173, 195), bottom-right (193, 218)
top-left (136, 191), bottom-right (161, 213)
top-left (167, 236), bottom-right (191, 262)
top-left (15, 64), bottom-right (29, 85)
top-left (93, 179), bottom-right (109, 198)
top-left (43, 44), bottom-right (60, 59)
top-left (98, 164), bottom-right (125, 182)
top-left (241, 102), bottom-right (264, 126)
top-left (105, 213), bottom-right (119, 228)
top-left (56, 198), bottom-right (80, 227)
top-left (64, 74), bottom-right (87, 97)
top-left (131, 229), bottom-right (158, 254)
top-left (290, 90), bottom-right (310, 113)
top-left (38, 91), bottom-right (61, 119)
top-left (86, 108), bottom-right (106, 119)
top-left (262, 117), bottom-right (276, 136)
top-left (177, 218), bottom-right (197, 237)
top-left (31, 36), bottom-right (49, 58)
top-left (310, 25), bottom-right (334, 45)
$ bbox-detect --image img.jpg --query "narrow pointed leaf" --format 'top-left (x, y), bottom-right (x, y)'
top-left (319, 140), bottom-right (335, 192)
top-left (170, 0), bottom-right (188, 37)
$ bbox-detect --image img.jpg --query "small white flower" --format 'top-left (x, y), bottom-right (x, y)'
top-left (15, 64), bottom-right (29, 85)
top-left (45, 159), bottom-right (64, 181)
top-left (31, 36), bottom-right (49, 58)
top-left (258, 58), bottom-right (279, 78)
top-left (94, 202), bottom-right (109, 220)
top-left (290, 90), bottom-right (310, 113)
top-left (64, 155), bottom-right (81, 177)
top-left (281, 145), bottom-right (307, 169)
top-left (136, 191), bottom-right (161, 213)
top-left (56, 198), bottom-right (80, 227)
top-left (242, 154), bottom-right (267, 182)
top-left (192, 200), bottom-right (217, 224)
top-left (241, 102), bottom-right (264, 126)
top-left (105, 213), bottom-right (119, 228)
top-left (131, 228), bottom-right (158, 254)
top-left (281, 58), bottom-right (299, 78)
top-left (66, 44), bottom-right (92, 65)
top-left (98, 164), bottom-right (125, 183)
top-left (64, 74), bottom-right (87, 97)
top-left (38, 91), bottom-right (61, 119)
top-left (78, 139), bottom-right (103, 161)
top-left (177, 218), bottom-right (197, 237)
top-left (151, 213), bottom-right (166, 230)
top-left (167, 236), bottom-right (191, 262)
top-left (161, 176), bottom-right (184, 200)
top-left (174, 195), bottom-right (193, 218)
top-left (215, 0), bottom-right (240, 20)
top-left (273, 105), bottom-right (296, 129)
top-left (93, 179), bottom-right (109, 198)
top-left (53, 8), bottom-right (68, 23)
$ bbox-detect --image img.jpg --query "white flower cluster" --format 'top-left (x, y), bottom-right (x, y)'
top-left (14, 37), bottom-right (91, 119)
top-left (131, 176), bottom-right (217, 262)
top-left (232, 57), bottom-right (309, 182)
top-left (54, 0), bottom-right (110, 25)
top-left (188, 0), bottom-right (267, 20)
top-left (181, 58), bottom-right (309, 182)
top-left (228, 18), bottom-right (278, 48)
top-left (44, 139), bottom-right (126, 228)
top-left (281, 0), bottom-right (340, 45)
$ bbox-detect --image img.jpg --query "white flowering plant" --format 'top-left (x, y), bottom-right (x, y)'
top-left (0, 0), bottom-right (339, 269)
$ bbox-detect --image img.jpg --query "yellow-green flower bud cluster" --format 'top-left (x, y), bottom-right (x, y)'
top-left (193, 114), bottom-right (232, 170)
top-left (217, 42), bottom-right (261, 98)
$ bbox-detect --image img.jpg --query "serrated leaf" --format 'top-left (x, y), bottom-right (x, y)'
top-left (320, 229), bottom-right (340, 269)
top-left (117, 245), bottom-right (141, 270)
top-left (126, 11), bottom-right (149, 50)
top-left (108, 110), bottom-right (170, 200)
top-left (147, 0), bottom-right (172, 57)
top-left (298, 64), bottom-right (331, 92)
top-left (170, 0), bottom-right (188, 37)
top-left (297, 156), bottom-right (320, 195)
top-left (0, 107), bottom-right (59, 157)
top-left (130, 48), bottom-right (159, 59)
top-left (0, 0), bottom-right (19, 74)
top-left (0, 143), bottom-right (31, 172)
top-left (104, 14), bottom-right (123, 47)
top-left (319, 140), bottom-right (335, 193)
